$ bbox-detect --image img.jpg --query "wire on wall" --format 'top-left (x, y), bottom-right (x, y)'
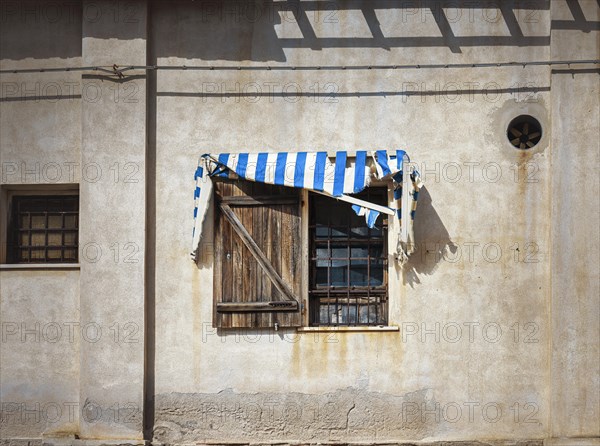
top-left (1, 60), bottom-right (599, 76)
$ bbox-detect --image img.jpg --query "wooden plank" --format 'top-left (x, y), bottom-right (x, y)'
top-left (270, 203), bottom-right (282, 306)
top-left (212, 184), bottom-right (224, 328)
top-left (240, 182), bottom-right (255, 327)
top-left (219, 195), bottom-right (299, 206)
top-left (290, 200), bottom-right (303, 326)
top-left (278, 200), bottom-right (302, 327)
top-left (279, 204), bottom-right (293, 327)
top-left (219, 203), bottom-right (299, 303)
top-left (252, 184), bottom-right (265, 328)
top-left (230, 181), bottom-right (245, 328)
top-left (254, 183), bottom-right (277, 327)
top-left (216, 301), bottom-right (298, 312)
top-left (219, 181), bottom-right (233, 328)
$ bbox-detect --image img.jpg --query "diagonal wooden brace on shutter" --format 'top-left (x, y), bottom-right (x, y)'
top-left (217, 203), bottom-right (299, 312)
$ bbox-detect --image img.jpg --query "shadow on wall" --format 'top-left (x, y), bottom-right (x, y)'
top-left (6, 0), bottom-right (600, 63)
top-left (401, 186), bottom-right (456, 288)
top-left (150, 0), bottom-right (553, 61)
top-left (152, 0), bottom-right (287, 62)
top-left (195, 194), bottom-right (214, 270)
top-left (0, 0), bottom-right (82, 60)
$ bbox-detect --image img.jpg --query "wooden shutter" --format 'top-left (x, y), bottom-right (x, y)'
top-left (213, 178), bottom-right (302, 328)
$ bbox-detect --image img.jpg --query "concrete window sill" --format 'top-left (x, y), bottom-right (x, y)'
top-left (0, 263), bottom-right (80, 271)
top-left (297, 326), bottom-right (399, 332)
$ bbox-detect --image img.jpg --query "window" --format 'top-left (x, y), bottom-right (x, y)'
top-left (7, 195), bottom-right (79, 263)
top-left (309, 188), bottom-right (388, 326)
top-left (210, 177), bottom-right (390, 329)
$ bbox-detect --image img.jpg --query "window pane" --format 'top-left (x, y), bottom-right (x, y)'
top-left (31, 232), bottom-right (45, 246)
top-left (64, 232), bottom-right (77, 246)
top-left (370, 246), bottom-right (384, 259)
top-left (350, 260), bottom-right (369, 286)
top-left (315, 266), bottom-right (328, 286)
top-left (330, 307), bottom-right (345, 324)
top-left (19, 249), bottom-right (29, 261)
top-left (48, 215), bottom-right (63, 228)
top-left (64, 214), bottom-right (77, 228)
top-left (347, 305), bottom-right (358, 324)
top-left (47, 249), bottom-right (62, 260)
top-left (358, 305), bottom-right (379, 324)
top-left (319, 305), bottom-right (330, 325)
top-left (30, 248), bottom-right (45, 260)
top-left (330, 265), bottom-right (347, 286)
top-left (350, 226), bottom-right (369, 238)
top-left (331, 258), bottom-right (348, 268)
top-left (48, 233), bottom-right (62, 246)
top-left (63, 249), bottom-right (77, 261)
top-left (316, 247), bottom-right (328, 261)
top-left (370, 259), bottom-right (384, 286)
top-left (370, 227), bottom-right (384, 237)
top-left (331, 227), bottom-right (348, 238)
top-left (31, 215), bottom-right (45, 229)
top-left (315, 225), bottom-right (328, 238)
top-left (331, 247), bottom-right (347, 259)
top-left (351, 246), bottom-right (368, 258)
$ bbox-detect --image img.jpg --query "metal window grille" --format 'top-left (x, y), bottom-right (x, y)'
top-left (8, 195), bottom-right (79, 263)
top-left (309, 188), bottom-right (388, 326)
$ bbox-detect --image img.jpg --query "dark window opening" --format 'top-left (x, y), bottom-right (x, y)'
top-left (309, 188), bottom-right (388, 326)
top-left (7, 195), bottom-right (79, 263)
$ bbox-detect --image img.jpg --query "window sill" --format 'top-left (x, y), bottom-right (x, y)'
top-left (297, 326), bottom-right (399, 333)
top-left (0, 263), bottom-right (80, 271)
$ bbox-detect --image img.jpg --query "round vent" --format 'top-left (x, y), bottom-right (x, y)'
top-left (507, 115), bottom-right (542, 149)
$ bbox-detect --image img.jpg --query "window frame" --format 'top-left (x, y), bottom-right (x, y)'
top-left (0, 185), bottom-right (79, 265)
top-left (306, 186), bottom-right (390, 327)
top-left (299, 180), bottom-right (394, 329)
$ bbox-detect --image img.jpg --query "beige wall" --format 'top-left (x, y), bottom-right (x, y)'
top-left (1, 1), bottom-right (598, 444)
top-left (549, 0), bottom-right (600, 439)
top-left (0, 270), bottom-right (80, 438)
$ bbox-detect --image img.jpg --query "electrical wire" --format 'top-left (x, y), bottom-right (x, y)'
top-left (1, 59), bottom-right (598, 76)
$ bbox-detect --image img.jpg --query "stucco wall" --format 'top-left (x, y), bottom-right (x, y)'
top-left (1, 1), bottom-right (83, 441)
top-left (0, 270), bottom-right (80, 439)
top-left (151, 1), bottom-right (555, 443)
top-left (549, 0), bottom-right (600, 438)
top-left (1, 1), bottom-right (598, 444)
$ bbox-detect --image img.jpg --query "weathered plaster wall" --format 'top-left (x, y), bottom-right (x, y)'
top-left (0, 270), bottom-right (80, 439)
top-left (0, 0), bottom-right (147, 441)
top-left (1, 1), bottom-right (83, 441)
top-left (150, 1), bottom-right (560, 443)
top-left (0, 0), bottom-right (82, 185)
top-left (78, 0), bottom-right (147, 440)
top-left (549, 0), bottom-right (600, 439)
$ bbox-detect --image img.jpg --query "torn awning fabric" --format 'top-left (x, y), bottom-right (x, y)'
top-left (192, 150), bottom-right (422, 264)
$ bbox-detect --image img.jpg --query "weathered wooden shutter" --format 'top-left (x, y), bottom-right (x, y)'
top-left (213, 178), bottom-right (302, 328)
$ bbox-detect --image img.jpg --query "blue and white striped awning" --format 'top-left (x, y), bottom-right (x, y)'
top-left (192, 150), bottom-right (422, 263)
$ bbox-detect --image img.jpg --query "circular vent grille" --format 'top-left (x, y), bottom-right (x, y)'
top-left (507, 115), bottom-right (542, 149)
